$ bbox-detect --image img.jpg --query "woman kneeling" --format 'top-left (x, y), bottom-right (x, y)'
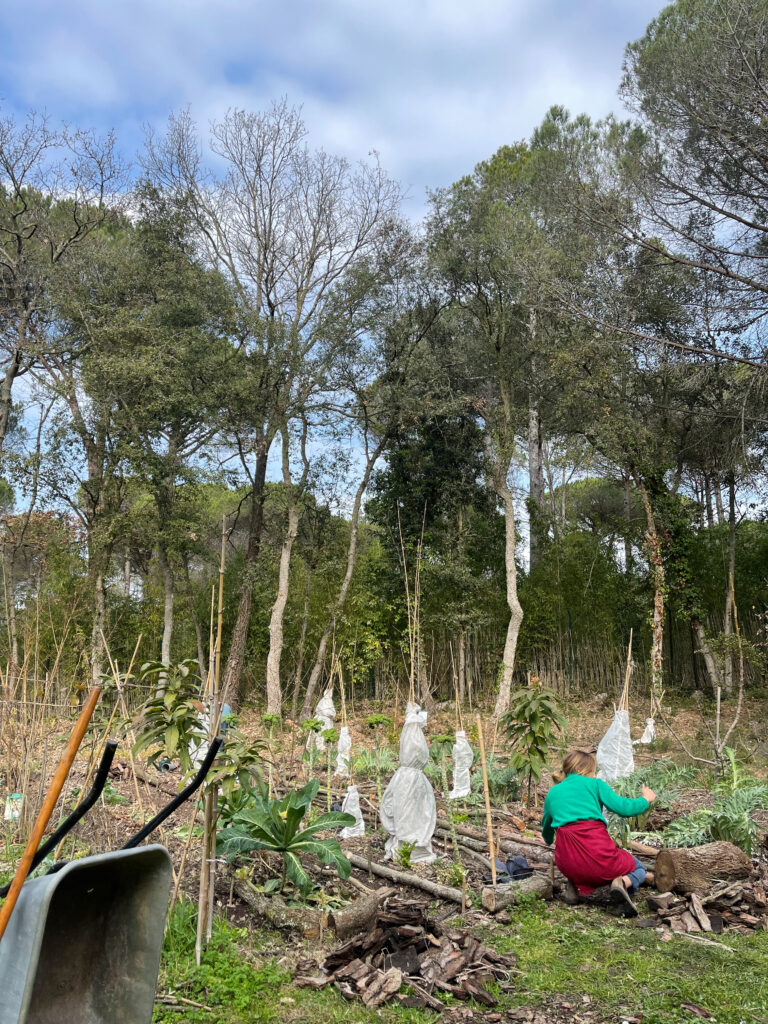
top-left (541, 748), bottom-right (655, 916)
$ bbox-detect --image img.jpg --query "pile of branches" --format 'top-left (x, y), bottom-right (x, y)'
top-left (648, 875), bottom-right (768, 935)
top-left (294, 895), bottom-right (516, 1009)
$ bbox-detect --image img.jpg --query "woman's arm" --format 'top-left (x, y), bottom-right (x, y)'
top-left (596, 779), bottom-right (652, 818)
top-left (541, 806), bottom-right (555, 845)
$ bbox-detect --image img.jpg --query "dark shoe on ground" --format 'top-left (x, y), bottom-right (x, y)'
top-left (563, 880), bottom-right (581, 905)
top-left (610, 878), bottom-right (638, 917)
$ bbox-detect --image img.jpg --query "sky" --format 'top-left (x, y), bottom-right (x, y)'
top-left (0, 0), bottom-right (666, 217)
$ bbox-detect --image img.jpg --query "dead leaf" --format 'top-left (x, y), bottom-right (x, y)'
top-left (681, 1002), bottom-right (712, 1018)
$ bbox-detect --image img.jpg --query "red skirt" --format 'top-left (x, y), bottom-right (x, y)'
top-left (554, 819), bottom-right (637, 895)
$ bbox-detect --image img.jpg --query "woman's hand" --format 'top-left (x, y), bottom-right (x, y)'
top-left (641, 784), bottom-right (657, 803)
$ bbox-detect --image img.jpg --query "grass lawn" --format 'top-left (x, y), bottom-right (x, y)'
top-left (153, 896), bottom-right (768, 1024)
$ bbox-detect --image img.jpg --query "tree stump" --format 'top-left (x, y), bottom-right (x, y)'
top-left (655, 842), bottom-right (751, 896)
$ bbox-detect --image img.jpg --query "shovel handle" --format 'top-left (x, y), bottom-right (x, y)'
top-left (0, 685), bottom-right (102, 943)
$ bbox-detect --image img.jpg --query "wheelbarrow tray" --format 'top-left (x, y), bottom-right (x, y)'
top-left (0, 844), bottom-right (172, 1024)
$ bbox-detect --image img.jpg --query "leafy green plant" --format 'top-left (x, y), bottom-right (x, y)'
top-left (217, 779), bottom-right (354, 892)
top-left (366, 714), bottom-right (393, 805)
top-left (501, 686), bottom-right (567, 803)
top-left (470, 755), bottom-right (518, 804)
top-left (395, 840), bottom-right (416, 870)
top-left (131, 660), bottom-right (206, 773)
top-left (663, 782), bottom-right (768, 856)
top-left (663, 808), bottom-right (714, 848)
top-left (301, 717), bottom-right (323, 779)
top-left (208, 729), bottom-right (266, 802)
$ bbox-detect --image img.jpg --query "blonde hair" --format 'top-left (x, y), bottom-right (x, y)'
top-left (552, 748), bottom-right (597, 784)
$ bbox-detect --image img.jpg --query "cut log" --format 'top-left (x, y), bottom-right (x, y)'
top-left (329, 888), bottom-right (394, 940)
top-left (346, 852), bottom-right (463, 903)
top-left (232, 879), bottom-right (325, 938)
top-left (481, 873), bottom-right (553, 913)
top-left (655, 842), bottom-right (752, 896)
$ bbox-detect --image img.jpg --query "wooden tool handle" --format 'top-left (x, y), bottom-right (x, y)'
top-left (0, 685), bottom-right (102, 942)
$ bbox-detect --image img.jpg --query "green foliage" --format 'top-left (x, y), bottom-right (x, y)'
top-left (217, 779), bottom-right (354, 893)
top-left (501, 687), bottom-right (568, 801)
top-left (663, 808), bottom-right (716, 849)
top-left (131, 660), bottom-right (205, 773)
top-left (208, 730), bottom-right (266, 802)
top-left (470, 755), bottom-right (517, 803)
top-left (158, 899), bottom-right (290, 1022)
top-left (352, 747), bottom-right (397, 778)
top-left (394, 840), bottom-right (416, 870)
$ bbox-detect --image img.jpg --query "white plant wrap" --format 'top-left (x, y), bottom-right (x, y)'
top-left (449, 730), bottom-right (473, 799)
top-left (340, 784), bottom-right (366, 839)
top-left (188, 708), bottom-right (211, 770)
top-left (334, 725), bottom-right (352, 776)
top-left (379, 703), bottom-right (436, 864)
top-left (596, 709), bottom-right (635, 780)
top-left (633, 717), bottom-right (656, 746)
top-left (306, 689), bottom-right (336, 752)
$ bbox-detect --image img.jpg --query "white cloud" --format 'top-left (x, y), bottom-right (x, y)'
top-left (0, 0), bottom-right (666, 215)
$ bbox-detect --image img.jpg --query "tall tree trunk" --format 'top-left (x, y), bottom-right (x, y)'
top-left (636, 480), bottom-right (664, 709)
top-left (493, 456), bottom-right (524, 719)
top-left (290, 569), bottom-right (313, 722)
top-left (623, 475), bottom-right (633, 574)
top-left (723, 471), bottom-right (737, 695)
top-left (300, 437), bottom-right (385, 718)
top-left (91, 569), bottom-right (106, 685)
top-left (527, 402), bottom-right (545, 570)
top-left (265, 504), bottom-right (300, 715)
top-left (690, 616), bottom-right (721, 694)
top-left (703, 473), bottom-right (715, 528)
top-left (0, 347), bottom-right (23, 450)
top-left (264, 424), bottom-right (309, 716)
top-left (221, 442), bottom-right (271, 708)
top-left (158, 543), bottom-right (174, 664)
top-left (714, 480), bottom-right (725, 525)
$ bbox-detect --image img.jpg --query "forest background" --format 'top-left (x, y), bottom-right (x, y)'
top-left (2, 0), bottom-right (768, 727)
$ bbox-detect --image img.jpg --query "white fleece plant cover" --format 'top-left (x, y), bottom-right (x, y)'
top-left (340, 784), bottom-right (365, 839)
top-left (188, 707), bottom-right (211, 770)
top-left (596, 709), bottom-right (635, 781)
top-left (380, 702), bottom-right (436, 864)
top-left (306, 689), bottom-right (336, 752)
top-left (449, 729), bottom-right (473, 799)
top-left (334, 725), bottom-right (352, 776)
top-left (633, 718), bottom-right (656, 745)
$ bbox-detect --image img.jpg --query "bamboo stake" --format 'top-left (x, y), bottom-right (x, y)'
top-left (476, 714), bottom-right (496, 886)
top-left (197, 517), bottom-right (227, 960)
top-left (0, 684), bottom-right (101, 942)
top-left (620, 629), bottom-right (633, 712)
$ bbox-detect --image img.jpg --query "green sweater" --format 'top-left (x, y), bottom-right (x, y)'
top-left (541, 773), bottom-right (649, 845)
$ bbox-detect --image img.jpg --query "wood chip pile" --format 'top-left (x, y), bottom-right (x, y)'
top-left (647, 873), bottom-right (768, 934)
top-left (294, 895), bottom-right (517, 1010)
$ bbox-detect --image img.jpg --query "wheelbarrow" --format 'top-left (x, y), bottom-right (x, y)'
top-left (0, 736), bottom-right (222, 1024)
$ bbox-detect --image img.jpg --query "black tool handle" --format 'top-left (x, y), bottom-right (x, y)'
top-left (0, 740), bottom-right (118, 897)
top-left (122, 736), bottom-right (223, 849)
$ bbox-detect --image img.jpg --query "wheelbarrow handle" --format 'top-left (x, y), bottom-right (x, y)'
top-left (122, 736), bottom-right (223, 850)
top-left (0, 741), bottom-right (119, 898)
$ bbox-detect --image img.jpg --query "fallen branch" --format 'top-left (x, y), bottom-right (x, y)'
top-left (481, 874), bottom-right (553, 913)
top-left (329, 887), bottom-right (394, 940)
top-left (346, 852), bottom-right (463, 903)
